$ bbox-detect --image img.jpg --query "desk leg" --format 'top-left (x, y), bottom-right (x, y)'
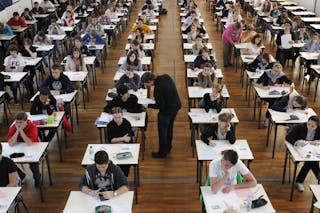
top-left (82, 81), bottom-right (86, 110)
top-left (248, 81), bottom-right (252, 107)
top-left (134, 165), bottom-right (138, 204)
top-left (282, 149), bottom-right (289, 184)
top-left (75, 98), bottom-right (79, 125)
top-left (245, 76), bottom-right (249, 101)
top-left (99, 128), bottom-right (103, 144)
top-left (258, 98), bottom-right (263, 128)
top-left (104, 127), bottom-right (107, 144)
top-left (199, 160), bottom-right (203, 195)
top-left (272, 124), bottom-right (278, 158)
top-left (314, 77), bottom-right (319, 102)
top-left (141, 128), bottom-right (145, 160)
top-left (310, 194), bottom-right (316, 213)
top-left (18, 85), bottom-right (24, 110)
top-left (247, 160), bottom-right (252, 169)
top-left (56, 128), bottom-right (63, 162)
top-left (46, 154), bottom-right (53, 185)
top-left (266, 120), bottom-right (271, 146)
top-left (191, 124), bottom-right (195, 157)
top-left (39, 170), bottom-right (45, 202)
top-left (253, 93), bottom-right (257, 120)
top-left (290, 162), bottom-right (298, 201)
top-left (196, 159), bottom-right (199, 182)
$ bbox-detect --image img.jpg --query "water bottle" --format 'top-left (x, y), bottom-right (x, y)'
top-left (290, 83), bottom-right (295, 93)
top-left (255, 68), bottom-right (260, 75)
top-left (246, 194), bottom-right (252, 212)
top-left (89, 145), bottom-right (94, 160)
top-left (222, 84), bottom-right (227, 96)
top-left (317, 53), bottom-right (320, 65)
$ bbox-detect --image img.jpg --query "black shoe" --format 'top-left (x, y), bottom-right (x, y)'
top-left (151, 152), bottom-right (166, 158)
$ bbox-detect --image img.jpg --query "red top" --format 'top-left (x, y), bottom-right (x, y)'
top-left (8, 120), bottom-right (39, 143)
top-left (7, 17), bottom-right (28, 28)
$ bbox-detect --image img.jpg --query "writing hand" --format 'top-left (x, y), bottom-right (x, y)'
top-left (222, 185), bottom-right (234, 193)
top-left (101, 191), bottom-right (114, 199)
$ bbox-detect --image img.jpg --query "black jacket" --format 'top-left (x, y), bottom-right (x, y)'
top-left (30, 94), bottom-right (57, 115)
top-left (201, 124), bottom-right (236, 145)
top-left (286, 123), bottom-right (320, 145)
top-left (203, 93), bottom-right (223, 113)
top-left (148, 74), bottom-right (181, 114)
top-left (256, 72), bottom-right (292, 86)
top-left (104, 94), bottom-right (143, 113)
top-left (40, 73), bottom-right (74, 94)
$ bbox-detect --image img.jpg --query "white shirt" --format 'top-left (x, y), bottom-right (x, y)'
top-left (209, 159), bottom-right (249, 186)
top-left (4, 55), bottom-right (26, 72)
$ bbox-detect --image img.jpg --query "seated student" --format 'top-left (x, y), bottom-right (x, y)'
top-left (7, 11), bottom-right (28, 30)
top-left (192, 46), bottom-right (217, 70)
top-left (33, 31), bottom-right (52, 46)
top-left (61, 5), bottom-right (75, 20)
top-left (276, 12), bottom-right (289, 26)
top-left (0, 143), bottom-right (18, 187)
top-left (8, 112), bottom-right (41, 187)
top-left (31, 1), bottom-right (45, 15)
top-left (131, 18), bottom-right (153, 34)
top-left (98, 7), bottom-right (111, 25)
top-left (61, 10), bottom-right (74, 27)
top-left (104, 84), bottom-right (144, 113)
top-left (30, 88), bottom-right (57, 142)
top-left (183, 10), bottom-right (198, 29)
top-left (65, 48), bottom-right (87, 71)
top-left (286, 116), bottom-right (320, 192)
top-left (183, 18), bottom-right (206, 35)
top-left (105, 3), bottom-right (118, 19)
top-left (132, 27), bottom-right (146, 44)
top-left (3, 45), bottom-right (35, 104)
top-left (115, 66), bottom-right (140, 91)
top-left (47, 19), bottom-right (65, 57)
top-left (82, 30), bottom-right (106, 57)
top-left (241, 24), bottom-right (257, 43)
top-left (0, 22), bottom-right (13, 49)
top-left (302, 33), bottom-right (320, 81)
top-left (246, 53), bottom-right (274, 72)
top-left (106, 107), bottom-right (134, 176)
top-left (226, 8), bottom-right (242, 27)
top-left (21, 8), bottom-right (35, 21)
top-left (120, 51), bottom-right (143, 71)
top-left (270, 3), bottom-right (280, 21)
top-left (85, 15), bottom-right (104, 36)
top-left (201, 113), bottom-right (236, 145)
top-left (192, 35), bottom-right (204, 55)
top-left (143, 4), bottom-right (156, 20)
top-left (40, 0), bottom-right (55, 13)
top-left (69, 35), bottom-right (89, 56)
top-left (209, 149), bottom-right (257, 193)
top-left (140, 11), bottom-right (151, 26)
top-left (40, 64), bottom-right (74, 94)
top-left (129, 39), bottom-right (146, 58)
top-left (187, 24), bottom-right (200, 43)
top-left (242, 34), bottom-right (263, 56)
top-left (79, 150), bottom-right (129, 198)
top-left (270, 94), bottom-right (307, 113)
top-left (202, 84), bottom-right (224, 113)
top-left (195, 62), bottom-right (214, 88)
top-left (20, 38), bottom-right (38, 89)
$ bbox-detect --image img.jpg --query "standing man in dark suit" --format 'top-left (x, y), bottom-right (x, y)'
top-left (141, 72), bottom-right (181, 158)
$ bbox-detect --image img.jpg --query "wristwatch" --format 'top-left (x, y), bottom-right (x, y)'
top-left (113, 191), bottom-right (117, 197)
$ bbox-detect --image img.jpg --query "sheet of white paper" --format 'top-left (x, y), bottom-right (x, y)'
top-left (28, 114), bottom-right (48, 121)
top-left (99, 113), bottom-right (113, 123)
top-left (138, 97), bottom-right (155, 105)
top-left (281, 34), bottom-right (293, 49)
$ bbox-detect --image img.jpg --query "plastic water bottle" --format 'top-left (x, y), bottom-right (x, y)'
top-left (290, 83), bottom-right (295, 93)
top-left (222, 84), bottom-right (227, 96)
top-left (246, 194), bottom-right (252, 212)
top-left (89, 146), bottom-right (94, 160)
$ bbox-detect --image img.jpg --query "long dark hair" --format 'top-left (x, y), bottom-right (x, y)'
top-left (126, 51), bottom-right (139, 66)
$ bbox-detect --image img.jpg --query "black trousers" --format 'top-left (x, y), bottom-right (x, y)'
top-left (157, 110), bottom-right (179, 156)
top-left (296, 162), bottom-right (320, 183)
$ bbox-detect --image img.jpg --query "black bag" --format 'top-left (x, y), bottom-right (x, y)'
top-left (251, 196), bottom-right (268, 209)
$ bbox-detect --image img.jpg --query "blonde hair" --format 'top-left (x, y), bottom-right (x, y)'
top-left (272, 62), bottom-right (283, 71)
top-left (218, 113), bottom-right (234, 123)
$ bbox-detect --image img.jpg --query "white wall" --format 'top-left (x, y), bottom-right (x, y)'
top-left (293, 0), bottom-right (320, 16)
top-left (0, 0), bottom-right (33, 23)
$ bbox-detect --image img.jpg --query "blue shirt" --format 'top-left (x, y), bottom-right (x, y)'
top-left (0, 24), bottom-right (13, 36)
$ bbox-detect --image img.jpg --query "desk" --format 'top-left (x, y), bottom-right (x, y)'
top-left (87, 44), bottom-right (107, 70)
top-left (301, 17), bottom-right (320, 24)
top-left (282, 142), bottom-right (320, 201)
top-left (118, 56), bottom-right (152, 71)
top-left (196, 140), bottom-right (253, 188)
top-left (310, 24), bottom-right (320, 32)
top-left (63, 71), bottom-right (89, 109)
top-left (309, 65), bottom-right (320, 101)
top-left (113, 70), bottom-right (149, 82)
top-left (201, 184), bottom-right (275, 213)
top-left (283, 6), bottom-right (306, 11)
top-left (253, 86), bottom-right (292, 128)
top-left (96, 112), bottom-right (146, 160)
top-left (1, 71), bottom-right (28, 109)
top-left (26, 112), bottom-right (65, 161)
top-left (46, 34), bottom-right (67, 54)
top-left (127, 34), bottom-right (155, 42)
top-left (310, 185), bottom-right (320, 212)
top-left (63, 191), bottom-right (134, 213)
top-left (23, 57), bottom-right (43, 88)
top-left (183, 43), bottom-right (213, 54)
top-left (1, 142), bottom-right (51, 202)
top-left (125, 43), bottom-right (155, 54)
top-left (245, 70), bottom-right (264, 106)
top-left (267, 108), bottom-right (316, 158)
top-left (34, 44), bottom-right (55, 69)
top-left (279, 1), bottom-right (298, 6)
top-left (0, 187), bottom-right (21, 212)
top-left (188, 86), bottom-right (230, 108)
top-left (187, 68), bottom-right (223, 84)
top-left (81, 144), bottom-right (139, 204)
top-left (105, 88), bottom-right (148, 102)
top-left (188, 108), bottom-right (239, 157)
top-left (291, 11), bottom-right (316, 16)
top-left (0, 34), bottom-right (16, 42)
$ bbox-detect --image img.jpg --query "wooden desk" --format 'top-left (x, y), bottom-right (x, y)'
top-left (2, 142), bottom-right (51, 202)
top-left (63, 191), bottom-right (134, 213)
top-left (81, 144), bottom-right (139, 203)
top-left (267, 108), bottom-right (317, 158)
top-left (201, 184), bottom-right (275, 213)
top-left (283, 142), bottom-right (320, 201)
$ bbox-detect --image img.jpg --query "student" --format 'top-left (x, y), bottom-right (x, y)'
top-left (140, 11), bottom-right (151, 26)
top-left (7, 112), bottom-right (41, 187)
top-left (276, 12), bottom-right (289, 26)
top-left (183, 10), bottom-right (198, 29)
top-left (195, 62), bottom-right (214, 88)
top-left (141, 72), bottom-right (181, 158)
top-left (276, 21), bottom-right (294, 68)
top-left (303, 34), bottom-right (320, 81)
top-left (246, 53), bottom-right (274, 73)
top-left (115, 66), bottom-right (140, 91)
top-left (129, 39), bottom-right (146, 58)
top-left (20, 38), bottom-right (38, 90)
top-left (40, 64), bottom-right (74, 94)
top-left (286, 116), bottom-right (320, 192)
top-left (270, 3), bottom-right (280, 20)
top-left (31, 1), bottom-right (45, 15)
top-left (21, 8), bottom-right (35, 21)
top-left (69, 35), bottom-right (89, 56)
top-left (132, 27), bottom-right (146, 43)
top-left (131, 18), bottom-right (153, 34)
top-left (7, 12), bottom-right (28, 30)
top-left (222, 22), bottom-right (242, 67)
top-left (202, 84), bottom-right (224, 113)
top-left (30, 88), bottom-right (57, 142)
top-left (106, 107), bottom-right (134, 176)
top-left (183, 18), bottom-right (206, 35)
top-left (40, 0), bottom-right (55, 13)
top-left (104, 84), bottom-right (144, 113)
top-left (105, 3), bottom-right (118, 19)
top-left (120, 51), bottom-right (143, 71)
top-left (270, 95), bottom-right (307, 113)
top-left (209, 149), bottom-right (257, 193)
top-left (82, 30), bottom-right (106, 57)
top-left (61, 5), bottom-right (75, 20)
top-left (192, 46), bottom-right (216, 70)
top-left (187, 24), bottom-right (199, 43)
top-left (255, 62), bottom-right (291, 88)
top-left (79, 150), bottom-right (129, 198)
top-left (47, 18), bottom-right (65, 57)
top-left (242, 34), bottom-right (263, 56)
top-left (33, 31), bottom-right (52, 45)
top-left (61, 10), bottom-right (74, 27)
top-left (192, 35), bottom-right (204, 55)
top-left (65, 48), bottom-right (87, 71)
top-left (0, 143), bottom-right (18, 187)
top-left (85, 15), bottom-right (104, 36)
top-left (0, 22), bottom-right (13, 36)
top-left (201, 112), bottom-right (236, 145)
top-left (143, 4), bottom-right (156, 19)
